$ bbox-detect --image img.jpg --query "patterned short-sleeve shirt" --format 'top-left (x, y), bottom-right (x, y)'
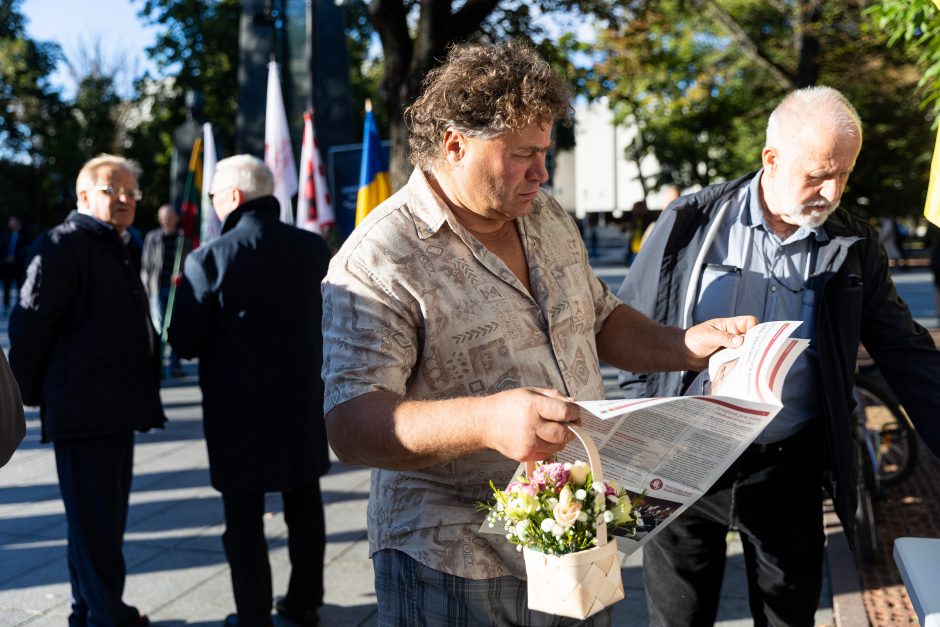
top-left (322, 169), bottom-right (620, 580)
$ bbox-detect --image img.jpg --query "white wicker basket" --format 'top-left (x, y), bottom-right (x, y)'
top-left (523, 425), bottom-right (624, 619)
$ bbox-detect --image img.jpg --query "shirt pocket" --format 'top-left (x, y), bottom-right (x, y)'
top-left (693, 264), bottom-right (741, 324)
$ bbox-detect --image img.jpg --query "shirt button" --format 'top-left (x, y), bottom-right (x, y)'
top-left (770, 285), bottom-right (777, 293)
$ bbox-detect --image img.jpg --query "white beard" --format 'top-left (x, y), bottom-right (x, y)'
top-left (784, 199), bottom-right (839, 228)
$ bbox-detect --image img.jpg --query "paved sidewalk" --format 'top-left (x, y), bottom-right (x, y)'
top-left (0, 362), bottom-right (833, 627)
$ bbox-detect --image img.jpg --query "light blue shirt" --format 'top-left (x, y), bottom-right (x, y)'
top-left (692, 170), bottom-right (826, 443)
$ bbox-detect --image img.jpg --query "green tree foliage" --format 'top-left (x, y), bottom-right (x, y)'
top-left (592, 0), bottom-right (932, 218)
top-left (364, 0), bottom-right (619, 187)
top-left (867, 0), bottom-right (940, 121)
top-left (0, 0), bottom-right (85, 227)
top-left (128, 0), bottom-right (239, 223)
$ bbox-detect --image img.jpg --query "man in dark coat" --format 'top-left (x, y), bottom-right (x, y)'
top-left (10, 154), bottom-right (164, 627)
top-left (169, 155), bottom-right (331, 627)
top-left (617, 87), bottom-right (940, 626)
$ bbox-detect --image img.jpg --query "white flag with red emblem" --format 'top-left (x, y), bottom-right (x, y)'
top-left (200, 122), bottom-right (221, 242)
top-left (296, 110), bottom-right (335, 233)
top-left (264, 61), bottom-right (297, 224)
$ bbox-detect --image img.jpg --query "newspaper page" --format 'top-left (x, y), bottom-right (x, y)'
top-left (482, 321), bottom-right (808, 554)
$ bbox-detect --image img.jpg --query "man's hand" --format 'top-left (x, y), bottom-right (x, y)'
top-left (477, 387), bottom-right (580, 463)
top-left (683, 315), bottom-right (757, 370)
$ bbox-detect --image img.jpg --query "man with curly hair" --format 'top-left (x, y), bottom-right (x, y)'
top-left (322, 41), bottom-right (753, 626)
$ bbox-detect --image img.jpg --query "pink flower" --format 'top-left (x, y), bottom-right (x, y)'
top-left (531, 462), bottom-right (570, 493)
top-left (604, 483), bottom-right (616, 497)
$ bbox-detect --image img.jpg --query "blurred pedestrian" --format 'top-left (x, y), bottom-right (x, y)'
top-left (618, 86), bottom-right (940, 626)
top-left (169, 155), bottom-right (331, 627)
top-left (625, 200), bottom-right (655, 265)
top-left (0, 216), bottom-right (30, 310)
top-left (141, 204), bottom-right (191, 377)
top-left (9, 154), bottom-right (164, 626)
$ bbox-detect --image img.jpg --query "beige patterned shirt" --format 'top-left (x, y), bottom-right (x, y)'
top-left (322, 169), bottom-right (620, 580)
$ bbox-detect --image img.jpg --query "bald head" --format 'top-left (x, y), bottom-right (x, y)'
top-left (157, 205), bottom-right (179, 233)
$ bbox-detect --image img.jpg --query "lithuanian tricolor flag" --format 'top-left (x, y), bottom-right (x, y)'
top-left (180, 137), bottom-right (203, 248)
top-left (355, 101), bottom-right (390, 226)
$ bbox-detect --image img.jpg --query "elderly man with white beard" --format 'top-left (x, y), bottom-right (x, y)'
top-left (617, 85), bottom-right (940, 626)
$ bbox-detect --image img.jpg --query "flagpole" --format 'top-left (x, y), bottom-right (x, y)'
top-left (161, 139), bottom-right (200, 376)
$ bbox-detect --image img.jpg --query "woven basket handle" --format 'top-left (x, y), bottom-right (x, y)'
top-left (526, 424), bottom-right (609, 547)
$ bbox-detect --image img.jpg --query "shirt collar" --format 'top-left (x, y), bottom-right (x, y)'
top-left (744, 169), bottom-right (828, 244)
top-left (75, 207), bottom-right (131, 243)
top-left (406, 168), bottom-right (544, 240)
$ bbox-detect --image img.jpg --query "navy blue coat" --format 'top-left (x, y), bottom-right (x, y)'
top-left (9, 212), bottom-right (165, 441)
top-left (168, 196), bottom-right (332, 494)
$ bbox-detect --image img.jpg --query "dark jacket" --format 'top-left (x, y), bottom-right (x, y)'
top-left (617, 173), bottom-right (940, 538)
top-left (0, 227), bottom-right (30, 272)
top-left (9, 212), bottom-right (165, 442)
top-left (168, 196), bottom-right (332, 494)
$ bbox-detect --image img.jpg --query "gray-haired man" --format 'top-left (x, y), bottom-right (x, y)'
top-left (618, 86), bottom-right (940, 626)
top-left (170, 155), bottom-right (331, 627)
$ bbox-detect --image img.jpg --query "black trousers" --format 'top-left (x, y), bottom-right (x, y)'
top-left (221, 480), bottom-right (326, 626)
top-left (54, 431), bottom-right (140, 627)
top-left (643, 423), bottom-right (825, 627)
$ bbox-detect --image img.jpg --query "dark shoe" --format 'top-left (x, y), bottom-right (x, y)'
top-left (223, 614), bottom-right (273, 627)
top-left (126, 615), bottom-right (150, 627)
top-left (275, 600), bottom-right (319, 626)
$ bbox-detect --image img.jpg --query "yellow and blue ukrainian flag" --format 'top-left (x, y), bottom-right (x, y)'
top-left (355, 105), bottom-right (391, 226)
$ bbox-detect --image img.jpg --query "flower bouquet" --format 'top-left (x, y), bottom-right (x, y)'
top-left (479, 425), bottom-right (638, 619)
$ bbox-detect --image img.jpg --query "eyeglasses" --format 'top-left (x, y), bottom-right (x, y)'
top-left (208, 187), bottom-right (234, 203)
top-left (90, 185), bottom-right (143, 201)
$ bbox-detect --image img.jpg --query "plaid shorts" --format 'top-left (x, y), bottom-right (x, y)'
top-left (373, 549), bottom-right (614, 627)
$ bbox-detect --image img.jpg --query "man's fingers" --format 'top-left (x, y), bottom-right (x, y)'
top-left (532, 394), bottom-right (580, 424)
top-left (535, 419), bottom-right (575, 445)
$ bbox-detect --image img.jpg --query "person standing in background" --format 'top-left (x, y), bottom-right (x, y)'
top-left (170, 155), bottom-right (331, 627)
top-left (141, 204), bottom-right (191, 377)
top-left (0, 216), bottom-right (29, 311)
top-left (9, 154), bottom-right (164, 626)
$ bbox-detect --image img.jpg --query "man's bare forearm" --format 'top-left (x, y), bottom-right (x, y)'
top-left (325, 391), bottom-right (487, 470)
top-left (325, 387), bottom-right (581, 470)
top-left (596, 304), bottom-right (691, 372)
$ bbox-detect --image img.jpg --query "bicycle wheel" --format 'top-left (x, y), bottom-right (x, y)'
top-left (854, 376), bottom-right (919, 487)
top-left (853, 442), bottom-right (879, 564)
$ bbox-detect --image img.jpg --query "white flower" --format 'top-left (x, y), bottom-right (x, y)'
top-left (592, 481), bottom-right (606, 494)
top-left (575, 489), bottom-right (587, 500)
top-left (552, 523), bottom-right (564, 537)
top-left (568, 461), bottom-right (591, 486)
top-left (541, 518), bottom-right (556, 533)
top-left (553, 485), bottom-right (582, 529)
top-left (577, 510), bottom-right (589, 523)
top-left (603, 510), bottom-right (614, 523)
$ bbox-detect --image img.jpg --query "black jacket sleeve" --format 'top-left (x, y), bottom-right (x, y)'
top-left (9, 233), bottom-right (80, 406)
top-left (0, 348), bottom-right (25, 468)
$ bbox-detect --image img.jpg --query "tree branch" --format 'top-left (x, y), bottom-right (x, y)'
top-left (700, 0), bottom-right (797, 91)
top-left (449, 0), bottom-right (502, 42)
